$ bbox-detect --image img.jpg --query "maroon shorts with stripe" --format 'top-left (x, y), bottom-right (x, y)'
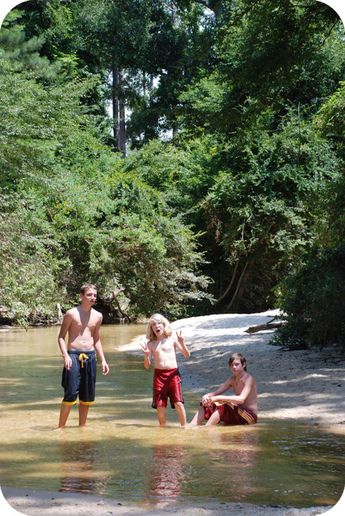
top-left (204, 403), bottom-right (257, 425)
top-left (152, 368), bottom-right (184, 409)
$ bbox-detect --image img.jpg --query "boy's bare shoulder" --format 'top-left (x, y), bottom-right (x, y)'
top-left (91, 307), bottom-right (103, 320)
top-left (65, 307), bottom-right (78, 318)
top-left (245, 372), bottom-right (256, 383)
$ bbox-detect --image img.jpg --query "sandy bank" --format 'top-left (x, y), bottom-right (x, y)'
top-left (126, 310), bottom-right (345, 431)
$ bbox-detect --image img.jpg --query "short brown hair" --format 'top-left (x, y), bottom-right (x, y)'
top-left (80, 284), bottom-right (97, 294)
top-left (229, 352), bottom-right (247, 371)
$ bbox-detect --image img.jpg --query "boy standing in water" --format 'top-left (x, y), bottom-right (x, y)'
top-left (189, 352), bottom-right (257, 426)
top-left (140, 314), bottom-right (190, 428)
top-left (58, 284), bottom-right (110, 428)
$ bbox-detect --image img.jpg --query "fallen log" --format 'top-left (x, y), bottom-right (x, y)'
top-left (245, 320), bottom-right (286, 334)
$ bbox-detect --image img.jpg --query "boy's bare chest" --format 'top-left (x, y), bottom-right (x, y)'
top-left (72, 311), bottom-right (97, 335)
top-left (153, 338), bottom-right (175, 354)
top-left (233, 376), bottom-right (245, 394)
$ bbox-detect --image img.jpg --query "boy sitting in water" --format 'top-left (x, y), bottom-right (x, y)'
top-left (140, 314), bottom-right (190, 428)
top-left (189, 352), bottom-right (257, 426)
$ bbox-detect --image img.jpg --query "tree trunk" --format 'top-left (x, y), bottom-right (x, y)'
top-left (111, 290), bottom-right (130, 322)
top-left (112, 60), bottom-right (119, 151)
top-left (226, 259), bottom-right (249, 311)
top-left (215, 260), bottom-right (239, 306)
top-left (118, 70), bottom-right (126, 156)
top-left (111, 65), bottom-right (126, 155)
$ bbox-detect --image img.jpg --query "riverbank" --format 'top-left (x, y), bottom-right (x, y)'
top-left (2, 310), bottom-right (344, 515)
top-left (171, 310), bottom-right (345, 433)
top-left (125, 309), bottom-right (345, 432)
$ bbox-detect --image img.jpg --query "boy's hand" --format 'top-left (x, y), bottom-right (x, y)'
top-left (102, 360), bottom-right (110, 375)
top-left (63, 355), bottom-right (72, 370)
top-left (140, 340), bottom-right (151, 369)
top-left (201, 394), bottom-right (213, 407)
top-left (210, 396), bottom-right (232, 407)
top-left (140, 341), bottom-right (150, 355)
top-left (176, 330), bottom-right (190, 359)
top-left (176, 330), bottom-right (184, 345)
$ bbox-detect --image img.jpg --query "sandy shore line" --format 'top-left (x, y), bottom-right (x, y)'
top-left (0, 486), bottom-right (338, 516)
top-left (2, 311), bottom-right (345, 515)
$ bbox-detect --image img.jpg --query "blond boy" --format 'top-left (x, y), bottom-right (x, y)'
top-left (141, 314), bottom-right (190, 427)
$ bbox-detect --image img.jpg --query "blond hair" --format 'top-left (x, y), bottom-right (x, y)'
top-left (146, 313), bottom-right (172, 341)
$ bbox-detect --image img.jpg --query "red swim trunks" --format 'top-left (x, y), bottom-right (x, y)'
top-left (203, 403), bottom-right (257, 425)
top-left (152, 368), bottom-right (184, 409)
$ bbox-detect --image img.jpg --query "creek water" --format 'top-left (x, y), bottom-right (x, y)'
top-left (0, 325), bottom-right (344, 509)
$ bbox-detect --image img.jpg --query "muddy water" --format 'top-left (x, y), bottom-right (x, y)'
top-left (0, 325), bottom-right (344, 509)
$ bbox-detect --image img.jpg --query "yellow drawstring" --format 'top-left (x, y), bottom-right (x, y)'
top-left (78, 353), bottom-right (89, 368)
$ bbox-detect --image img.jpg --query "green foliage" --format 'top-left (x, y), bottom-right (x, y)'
top-left (2, 0), bottom-right (345, 342)
top-left (199, 106), bottom-right (339, 311)
top-left (314, 81), bottom-right (345, 159)
top-left (0, 32), bottom-right (211, 323)
top-left (0, 194), bottom-right (67, 325)
top-left (275, 83), bottom-right (345, 350)
top-left (88, 212), bottom-right (211, 318)
top-left (124, 137), bottom-right (224, 221)
top-left (274, 246), bottom-right (345, 350)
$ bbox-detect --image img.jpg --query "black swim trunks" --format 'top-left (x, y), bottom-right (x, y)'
top-left (61, 350), bottom-right (97, 405)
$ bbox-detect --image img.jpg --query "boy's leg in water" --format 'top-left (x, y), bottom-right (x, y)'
top-left (58, 403), bottom-right (72, 428)
top-left (205, 409), bottom-right (220, 426)
top-left (175, 401), bottom-right (187, 427)
top-left (79, 403), bottom-right (90, 427)
top-left (157, 406), bottom-right (167, 426)
top-left (189, 405), bottom-right (205, 426)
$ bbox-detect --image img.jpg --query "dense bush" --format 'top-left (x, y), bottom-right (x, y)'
top-left (274, 246), bottom-right (345, 350)
top-left (2, 2), bottom-right (345, 334)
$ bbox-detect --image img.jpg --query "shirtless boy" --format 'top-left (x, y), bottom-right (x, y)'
top-left (58, 284), bottom-right (109, 428)
top-left (189, 352), bottom-right (257, 426)
top-left (140, 314), bottom-right (190, 428)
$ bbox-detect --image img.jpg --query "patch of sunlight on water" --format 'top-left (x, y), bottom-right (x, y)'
top-left (0, 325), bottom-right (344, 509)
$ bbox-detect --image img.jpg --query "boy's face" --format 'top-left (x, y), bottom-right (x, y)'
top-left (81, 288), bottom-right (97, 306)
top-left (151, 320), bottom-right (165, 337)
top-left (230, 358), bottom-right (245, 376)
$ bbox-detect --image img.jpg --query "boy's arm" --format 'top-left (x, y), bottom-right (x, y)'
top-left (211, 376), bottom-right (254, 406)
top-left (175, 330), bottom-right (190, 359)
top-left (201, 378), bottom-right (233, 406)
top-left (58, 311), bottom-right (73, 370)
top-left (94, 316), bottom-right (110, 375)
top-left (140, 340), bottom-right (152, 369)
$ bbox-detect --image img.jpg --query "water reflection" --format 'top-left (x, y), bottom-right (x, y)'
top-left (58, 440), bottom-right (108, 495)
top-left (147, 443), bottom-right (186, 503)
top-left (206, 428), bottom-right (259, 498)
top-left (143, 428), bottom-right (260, 505)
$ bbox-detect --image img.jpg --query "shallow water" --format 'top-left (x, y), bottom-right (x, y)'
top-left (0, 325), bottom-right (344, 509)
